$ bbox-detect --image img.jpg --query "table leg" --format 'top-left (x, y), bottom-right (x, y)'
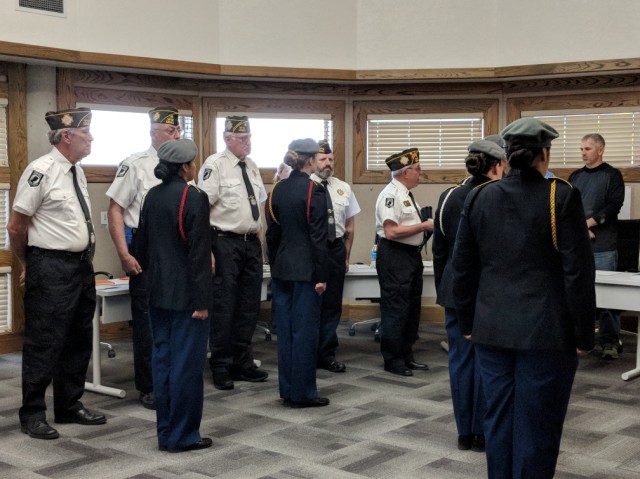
top-left (621, 317), bottom-right (640, 381)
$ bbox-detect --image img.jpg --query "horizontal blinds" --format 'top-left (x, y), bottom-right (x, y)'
top-left (527, 112), bottom-right (640, 168)
top-left (0, 271), bottom-right (11, 333)
top-left (0, 100), bottom-right (7, 167)
top-left (367, 117), bottom-right (484, 169)
top-left (0, 98), bottom-right (11, 333)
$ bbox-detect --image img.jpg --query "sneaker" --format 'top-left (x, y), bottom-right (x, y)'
top-left (601, 344), bottom-right (619, 360)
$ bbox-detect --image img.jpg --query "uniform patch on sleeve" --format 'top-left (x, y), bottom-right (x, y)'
top-left (116, 165), bottom-right (130, 177)
top-left (385, 197), bottom-right (394, 208)
top-left (27, 171), bottom-right (44, 187)
top-left (203, 168), bottom-right (212, 181)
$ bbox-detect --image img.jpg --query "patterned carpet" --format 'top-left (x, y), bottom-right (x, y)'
top-left (0, 322), bottom-right (638, 479)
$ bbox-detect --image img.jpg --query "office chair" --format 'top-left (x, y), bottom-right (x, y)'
top-left (94, 271), bottom-right (116, 358)
top-left (348, 297), bottom-right (381, 342)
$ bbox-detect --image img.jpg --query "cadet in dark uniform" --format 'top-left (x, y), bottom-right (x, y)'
top-left (8, 108), bottom-right (106, 440)
top-left (136, 139), bottom-right (213, 453)
top-left (452, 118), bottom-right (596, 479)
top-left (374, 148), bottom-right (434, 376)
top-left (433, 140), bottom-right (505, 452)
top-left (266, 138), bottom-right (330, 408)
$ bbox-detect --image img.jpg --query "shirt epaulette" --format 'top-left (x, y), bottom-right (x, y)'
top-left (122, 150), bottom-right (148, 165)
top-left (31, 156), bottom-right (55, 173)
top-left (188, 183), bottom-right (201, 193)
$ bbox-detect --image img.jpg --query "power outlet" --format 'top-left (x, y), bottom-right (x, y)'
top-left (100, 211), bottom-right (108, 225)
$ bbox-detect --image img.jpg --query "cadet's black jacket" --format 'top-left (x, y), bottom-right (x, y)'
top-left (433, 176), bottom-right (490, 309)
top-left (452, 169), bottom-right (596, 352)
top-left (137, 177), bottom-right (212, 312)
top-left (266, 169), bottom-right (329, 283)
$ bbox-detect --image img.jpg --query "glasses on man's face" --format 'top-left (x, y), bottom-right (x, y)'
top-left (153, 126), bottom-right (181, 136)
top-left (232, 135), bottom-right (251, 144)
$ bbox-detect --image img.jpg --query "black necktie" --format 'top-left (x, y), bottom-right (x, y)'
top-left (321, 180), bottom-right (337, 241)
top-left (238, 161), bottom-right (260, 221)
top-left (70, 165), bottom-right (95, 258)
top-left (408, 191), bottom-right (423, 221)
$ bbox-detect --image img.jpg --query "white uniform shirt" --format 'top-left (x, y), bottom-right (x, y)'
top-left (13, 147), bottom-right (91, 252)
top-left (375, 178), bottom-right (423, 246)
top-left (310, 174), bottom-right (361, 238)
top-left (197, 149), bottom-right (266, 234)
top-left (105, 146), bottom-right (160, 228)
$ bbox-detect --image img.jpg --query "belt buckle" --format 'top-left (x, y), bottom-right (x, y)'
top-left (243, 232), bottom-right (249, 241)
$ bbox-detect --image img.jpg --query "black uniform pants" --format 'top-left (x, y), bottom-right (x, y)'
top-left (209, 235), bottom-right (263, 373)
top-left (20, 248), bottom-right (96, 423)
top-left (317, 238), bottom-right (347, 365)
top-left (129, 233), bottom-right (154, 394)
top-left (376, 238), bottom-right (423, 368)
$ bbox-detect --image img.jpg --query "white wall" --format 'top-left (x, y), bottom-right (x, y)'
top-left (2, 0), bottom-right (640, 70)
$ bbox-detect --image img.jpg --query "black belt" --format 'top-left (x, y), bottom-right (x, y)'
top-left (215, 230), bottom-right (259, 241)
top-left (28, 246), bottom-right (92, 262)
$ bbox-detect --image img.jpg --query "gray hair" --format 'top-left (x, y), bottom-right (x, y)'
top-left (391, 165), bottom-right (411, 178)
top-left (47, 128), bottom-right (67, 145)
top-left (582, 133), bottom-right (605, 147)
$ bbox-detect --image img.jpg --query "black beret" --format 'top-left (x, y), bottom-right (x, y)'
top-left (501, 118), bottom-right (559, 148)
top-left (385, 148), bottom-right (420, 171)
top-left (225, 116), bottom-right (250, 133)
top-left (288, 138), bottom-right (319, 155)
top-left (318, 139), bottom-right (333, 154)
top-left (157, 139), bottom-right (197, 164)
top-left (149, 106), bottom-right (179, 126)
top-left (45, 108), bottom-right (92, 130)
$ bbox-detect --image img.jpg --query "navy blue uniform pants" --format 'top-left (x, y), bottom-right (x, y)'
top-left (376, 238), bottom-right (423, 368)
top-left (128, 271), bottom-right (154, 394)
top-left (317, 239), bottom-right (347, 366)
top-left (209, 236), bottom-right (262, 374)
top-left (445, 307), bottom-right (486, 437)
top-left (476, 345), bottom-right (578, 479)
top-left (20, 248), bottom-right (95, 423)
top-left (150, 307), bottom-right (209, 451)
top-left (272, 279), bottom-right (321, 402)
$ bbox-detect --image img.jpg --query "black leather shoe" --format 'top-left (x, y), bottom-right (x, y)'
top-left (319, 361), bottom-right (346, 373)
top-left (458, 435), bottom-right (473, 450)
top-left (21, 418), bottom-right (59, 440)
top-left (289, 397), bottom-right (330, 408)
top-left (282, 398), bottom-right (292, 407)
top-left (231, 367), bottom-right (269, 382)
top-left (213, 371), bottom-right (234, 390)
top-left (384, 364), bottom-right (413, 376)
top-left (140, 392), bottom-right (156, 410)
top-left (405, 360), bottom-right (429, 370)
top-left (168, 437), bottom-right (213, 453)
top-left (472, 434), bottom-right (485, 452)
top-left (55, 408), bottom-right (106, 425)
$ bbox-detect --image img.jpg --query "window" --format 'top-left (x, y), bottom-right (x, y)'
top-left (215, 114), bottom-right (333, 169)
top-left (0, 99), bottom-right (7, 167)
top-left (0, 269), bottom-right (11, 333)
top-left (78, 107), bottom-right (194, 167)
top-left (367, 114), bottom-right (484, 170)
top-left (525, 110), bottom-right (640, 168)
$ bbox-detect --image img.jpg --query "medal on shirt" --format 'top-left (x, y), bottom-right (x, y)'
top-left (403, 200), bottom-right (412, 207)
top-left (250, 195), bottom-right (257, 206)
top-left (337, 188), bottom-right (344, 196)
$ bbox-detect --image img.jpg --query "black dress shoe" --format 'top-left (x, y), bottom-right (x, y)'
top-left (458, 435), bottom-right (473, 450)
top-left (289, 397), bottom-right (330, 408)
top-left (282, 398), bottom-right (292, 407)
top-left (319, 361), bottom-right (346, 373)
top-left (55, 407), bottom-right (106, 425)
top-left (213, 371), bottom-right (234, 390)
top-left (231, 367), bottom-right (268, 382)
top-left (140, 392), bottom-right (156, 410)
top-left (168, 437), bottom-right (213, 453)
top-left (384, 364), bottom-right (413, 376)
top-left (472, 434), bottom-right (485, 452)
top-left (405, 360), bottom-right (429, 370)
top-left (21, 418), bottom-right (59, 440)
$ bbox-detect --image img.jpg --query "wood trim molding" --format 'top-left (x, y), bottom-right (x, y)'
top-left (352, 98), bottom-right (500, 184)
top-left (3, 41), bottom-right (640, 82)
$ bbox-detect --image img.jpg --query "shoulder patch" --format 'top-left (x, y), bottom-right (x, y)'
top-left (385, 197), bottom-right (394, 208)
top-left (27, 170), bottom-right (44, 187)
top-left (202, 168), bottom-right (212, 181)
top-left (116, 165), bottom-right (130, 177)
top-left (549, 177), bottom-right (572, 188)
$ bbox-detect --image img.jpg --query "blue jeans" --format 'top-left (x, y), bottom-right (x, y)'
top-left (594, 250), bottom-right (621, 347)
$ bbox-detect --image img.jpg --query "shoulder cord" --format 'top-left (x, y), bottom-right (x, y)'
top-left (438, 186), bottom-right (460, 237)
top-left (550, 180), bottom-right (558, 251)
top-left (178, 184), bottom-right (190, 241)
top-left (268, 181), bottom-right (280, 225)
top-left (307, 180), bottom-right (314, 223)
top-left (266, 179), bottom-right (314, 225)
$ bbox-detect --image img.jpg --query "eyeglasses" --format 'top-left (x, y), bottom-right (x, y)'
top-left (232, 134), bottom-right (251, 144)
top-left (153, 126), bottom-right (181, 135)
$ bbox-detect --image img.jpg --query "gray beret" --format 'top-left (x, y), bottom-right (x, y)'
top-left (468, 140), bottom-right (506, 161)
top-left (288, 138), bottom-right (319, 155)
top-left (483, 134), bottom-right (506, 149)
top-left (501, 118), bottom-right (559, 148)
top-left (157, 139), bottom-right (197, 164)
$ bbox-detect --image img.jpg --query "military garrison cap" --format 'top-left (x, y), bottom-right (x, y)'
top-left (45, 108), bottom-right (92, 130)
top-left (149, 106), bottom-right (179, 126)
top-left (288, 138), bottom-right (319, 155)
top-left (468, 140), bottom-right (506, 161)
top-left (318, 139), bottom-right (333, 154)
top-left (501, 118), bottom-right (559, 148)
top-left (385, 148), bottom-right (420, 171)
top-left (225, 116), bottom-right (250, 133)
top-left (157, 139), bottom-right (197, 164)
